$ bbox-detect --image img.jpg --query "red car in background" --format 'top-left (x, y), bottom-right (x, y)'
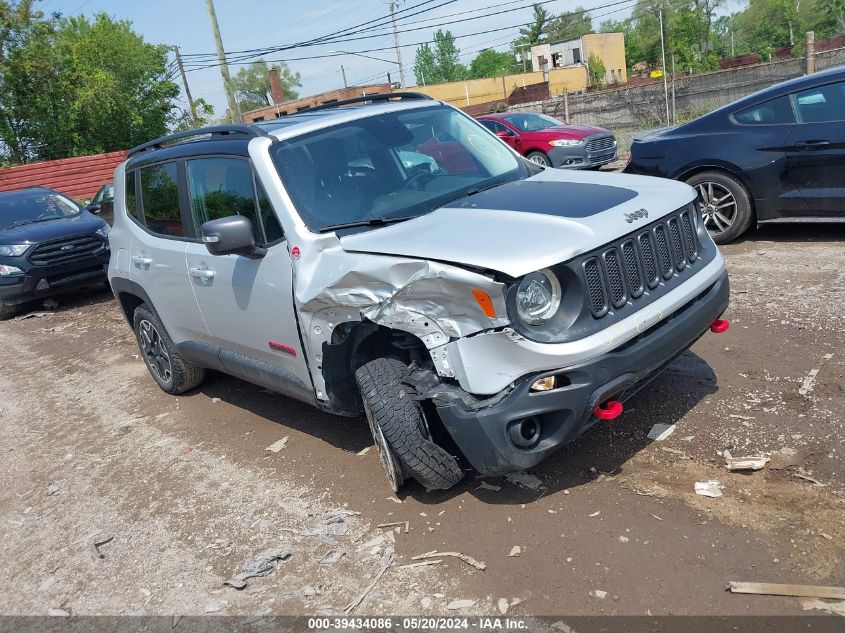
top-left (477, 112), bottom-right (617, 169)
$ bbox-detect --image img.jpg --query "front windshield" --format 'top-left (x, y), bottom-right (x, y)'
top-left (504, 113), bottom-right (563, 132)
top-left (0, 189), bottom-right (81, 230)
top-left (270, 105), bottom-right (530, 232)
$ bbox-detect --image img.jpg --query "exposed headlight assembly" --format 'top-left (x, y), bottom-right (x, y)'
top-left (549, 139), bottom-right (584, 147)
top-left (0, 244), bottom-right (30, 257)
top-left (96, 225), bottom-right (110, 238)
top-left (0, 264), bottom-right (23, 276)
top-left (515, 268), bottom-right (562, 325)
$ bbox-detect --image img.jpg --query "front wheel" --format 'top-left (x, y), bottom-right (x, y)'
top-left (355, 358), bottom-right (464, 492)
top-left (0, 301), bottom-right (18, 321)
top-left (526, 151), bottom-right (551, 167)
top-left (686, 171), bottom-right (754, 244)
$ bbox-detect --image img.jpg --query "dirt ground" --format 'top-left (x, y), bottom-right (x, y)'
top-left (1, 224), bottom-right (844, 621)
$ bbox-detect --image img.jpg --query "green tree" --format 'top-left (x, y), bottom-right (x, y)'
top-left (545, 6), bottom-right (593, 42)
top-left (0, 6), bottom-right (179, 163)
top-left (587, 53), bottom-right (606, 86)
top-left (413, 42), bottom-right (437, 85)
top-left (171, 98), bottom-right (215, 132)
top-left (468, 48), bottom-right (518, 78)
top-left (232, 59), bottom-right (300, 113)
top-left (515, 3), bottom-right (551, 47)
top-left (412, 30), bottom-right (466, 84)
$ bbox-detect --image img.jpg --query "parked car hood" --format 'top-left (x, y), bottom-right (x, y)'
top-left (0, 211), bottom-right (106, 244)
top-left (535, 124), bottom-right (611, 138)
top-left (339, 169), bottom-right (696, 277)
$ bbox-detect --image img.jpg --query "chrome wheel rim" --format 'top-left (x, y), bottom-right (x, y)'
top-left (695, 181), bottom-right (737, 236)
top-left (138, 319), bottom-right (172, 385)
top-left (529, 154), bottom-right (549, 166)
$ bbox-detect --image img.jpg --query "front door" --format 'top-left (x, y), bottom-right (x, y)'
top-left (182, 156), bottom-right (313, 399)
top-left (784, 79), bottom-right (845, 217)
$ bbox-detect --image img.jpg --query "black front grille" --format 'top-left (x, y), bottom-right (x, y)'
top-left (582, 207), bottom-right (701, 318)
top-left (586, 136), bottom-right (615, 152)
top-left (28, 234), bottom-right (106, 266)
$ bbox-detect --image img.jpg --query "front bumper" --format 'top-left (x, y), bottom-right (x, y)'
top-left (0, 254), bottom-right (109, 305)
top-left (436, 269), bottom-right (730, 475)
top-left (548, 136), bottom-right (618, 169)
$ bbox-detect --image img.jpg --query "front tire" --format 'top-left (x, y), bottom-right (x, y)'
top-left (355, 358), bottom-right (464, 491)
top-left (686, 170), bottom-right (754, 244)
top-left (133, 304), bottom-right (204, 394)
top-left (0, 301), bottom-right (18, 321)
top-left (526, 151), bottom-right (551, 167)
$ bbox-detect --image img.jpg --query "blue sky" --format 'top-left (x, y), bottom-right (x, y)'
top-left (38, 0), bottom-right (668, 117)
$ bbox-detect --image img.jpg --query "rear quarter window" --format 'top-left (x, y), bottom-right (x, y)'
top-left (734, 95), bottom-right (794, 125)
top-left (125, 170), bottom-right (143, 224)
top-left (139, 163), bottom-right (183, 237)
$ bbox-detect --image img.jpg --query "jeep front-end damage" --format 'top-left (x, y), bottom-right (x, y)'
top-left (293, 247), bottom-right (509, 413)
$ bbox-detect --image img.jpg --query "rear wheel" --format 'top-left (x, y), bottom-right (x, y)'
top-left (0, 301), bottom-right (18, 321)
top-left (686, 171), bottom-right (754, 244)
top-left (526, 151), bottom-right (551, 167)
top-left (133, 304), bottom-right (204, 394)
top-left (355, 358), bottom-right (464, 491)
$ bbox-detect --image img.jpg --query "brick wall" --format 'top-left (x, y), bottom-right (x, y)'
top-left (0, 151), bottom-right (127, 201)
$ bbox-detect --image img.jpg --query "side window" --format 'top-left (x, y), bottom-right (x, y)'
top-left (125, 170), bottom-right (143, 224)
top-left (794, 81), bottom-right (845, 123)
top-left (479, 120), bottom-right (496, 132)
top-left (734, 95), bottom-right (795, 125)
top-left (186, 157), bottom-right (261, 242)
top-left (139, 163), bottom-right (183, 237)
top-left (256, 181), bottom-right (284, 243)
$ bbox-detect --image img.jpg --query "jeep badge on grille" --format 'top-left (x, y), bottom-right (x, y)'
top-left (624, 208), bottom-right (649, 223)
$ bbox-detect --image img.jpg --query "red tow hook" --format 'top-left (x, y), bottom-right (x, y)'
top-left (710, 319), bottom-right (730, 333)
top-left (594, 400), bottom-right (624, 421)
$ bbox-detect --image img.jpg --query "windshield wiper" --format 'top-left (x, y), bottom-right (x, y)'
top-left (444, 180), bottom-right (506, 206)
top-left (320, 216), bottom-right (411, 233)
top-left (10, 216), bottom-right (62, 228)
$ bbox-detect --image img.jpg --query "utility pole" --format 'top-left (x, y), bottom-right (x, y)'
top-left (389, 1), bottom-right (406, 89)
top-left (204, 0), bottom-right (240, 123)
top-left (659, 9), bottom-right (670, 126)
top-left (341, 64), bottom-right (348, 88)
top-left (172, 45), bottom-right (197, 124)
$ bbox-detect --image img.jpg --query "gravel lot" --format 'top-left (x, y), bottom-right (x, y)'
top-left (1, 223), bottom-right (843, 619)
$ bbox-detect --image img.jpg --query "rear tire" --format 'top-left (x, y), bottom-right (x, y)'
top-left (355, 358), bottom-right (464, 491)
top-left (133, 304), bottom-right (204, 394)
top-left (0, 301), bottom-right (18, 321)
top-left (526, 151), bottom-right (551, 167)
top-left (686, 170), bottom-right (753, 244)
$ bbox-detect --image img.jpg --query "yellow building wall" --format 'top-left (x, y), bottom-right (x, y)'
top-left (548, 66), bottom-right (588, 95)
top-left (407, 71), bottom-right (549, 107)
top-left (582, 33), bottom-right (628, 84)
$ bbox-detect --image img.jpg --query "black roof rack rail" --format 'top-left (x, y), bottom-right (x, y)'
top-left (297, 92), bottom-right (432, 114)
top-left (128, 124), bottom-right (269, 157)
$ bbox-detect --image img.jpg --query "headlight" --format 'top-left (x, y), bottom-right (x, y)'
top-left (0, 244), bottom-right (30, 256)
top-left (515, 269), bottom-right (562, 325)
top-left (96, 225), bottom-right (110, 238)
top-left (549, 139), bottom-right (584, 147)
top-left (0, 264), bottom-right (23, 276)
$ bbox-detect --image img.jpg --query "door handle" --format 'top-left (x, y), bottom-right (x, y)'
top-left (795, 140), bottom-right (830, 149)
top-left (131, 255), bottom-right (152, 266)
top-left (189, 267), bottom-right (215, 280)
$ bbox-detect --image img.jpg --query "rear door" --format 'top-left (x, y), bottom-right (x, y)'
top-left (128, 161), bottom-right (207, 344)
top-left (784, 79), bottom-right (845, 216)
top-left (182, 156), bottom-right (313, 397)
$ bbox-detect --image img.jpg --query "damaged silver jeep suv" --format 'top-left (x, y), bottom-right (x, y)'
top-left (108, 93), bottom-right (730, 491)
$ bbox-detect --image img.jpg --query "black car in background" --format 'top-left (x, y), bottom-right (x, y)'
top-left (625, 66), bottom-right (845, 243)
top-left (0, 186), bottom-right (110, 319)
top-left (85, 182), bottom-right (114, 225)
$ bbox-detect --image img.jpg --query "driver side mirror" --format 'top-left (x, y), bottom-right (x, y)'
top-left (87, 204), bottom-right (101, 214)
top-left (201, 215), bottom-right (266, 259)
top-left (496, 130), bottom-right (512, 138)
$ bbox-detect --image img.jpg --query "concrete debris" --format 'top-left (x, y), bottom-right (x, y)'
top-left (618, 536), bottom-right (630, 543)
top-left (356, 447), bottom-right (371, 456)
top-left (344, 552), bottom-right (395, 614)
top-left (420, 597), bottom-right (433, 609)
top-left (211, 398), bottom-right (221, 403)
top-left (769, 447), bottom-right (802, 470)
top-left (505, 472), bottom-right (543, 490)
top-left (377, 520), bottom-right (409, 534)
top-left (265, 437), bottom-right (289, 453)
top-left (223, 547), bottom-right (292, 589)
top-left (723, 450), bottom-right (770, 471)
top-left (800, 599), bottom-right (845, 617)
top-left (508, 545), bottom-right (521, 557)
top-left (695, 480), bottom-right (724, 498)
top-left (650, 514), bottom-right (664, 521)
top-left (308, 511), bottom-right (355, 536)
top-left (38, 576), bottom-right (57, 592)
top-left (798, 353), bottom-right (833, 396)
top-left (204, 601), bottom-right (227, 613)
top-left (399, 560), bottom-right (442, 569)
top-left (647, 423), bottom-right (676, 441)
top-left (303, 585), bottom-right (317, 598)
top-left (476, 481), bottom-right (502, 492)
top-left (47, 608), bottom-right (69, 617)
top-left (727, 581), bottom-right (845, 600)
top-left (497, 598), bottom-right (509, 615)
top-left (634, 485), bottom-right (669, 499)
top-left (588, 511), bottom-right (601, 517)
top-left (46, 483), bottom-right (60, 496)
top-left (590, 590), bottom-right (608, 599)
top-left (14, 311), bottom-right (52, 320)
top-left (446, 599), bottom-right (476, 610)
top-left (412, 550), bottom-right (486, 571)
top-left (319, 549), bottom-right (345, 565)
top-left (551, 623), bottom-right (578, 633)
top-left (794, 472), bottom-right (825, 487)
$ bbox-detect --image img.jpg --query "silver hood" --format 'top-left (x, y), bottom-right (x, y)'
top-left (339, 169), bottom-right (696, 278)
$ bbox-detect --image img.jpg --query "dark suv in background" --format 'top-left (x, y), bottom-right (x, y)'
top-left (0, 186), bottom-right (110, 319)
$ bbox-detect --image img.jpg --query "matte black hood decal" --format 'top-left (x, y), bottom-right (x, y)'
top-left (445, 180), bottom-right (638, 218)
